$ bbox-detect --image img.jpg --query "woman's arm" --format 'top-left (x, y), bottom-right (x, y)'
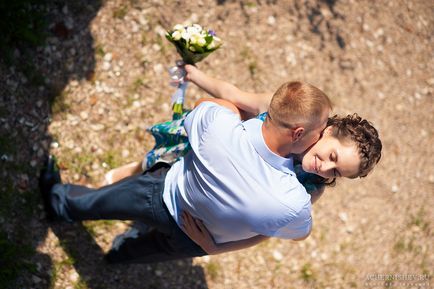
top-left (181, 211), bottom-right (269, 255)
top-left (185, 65), bottom-right (273, 115)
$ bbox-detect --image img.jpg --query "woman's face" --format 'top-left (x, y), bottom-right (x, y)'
top-left (301, 126), bottom-right (361, 179)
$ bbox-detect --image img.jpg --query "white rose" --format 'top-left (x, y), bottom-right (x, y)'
top-left (187, 26), bottom-right (199, 35)
top-left (181, 30), bottom-right (191, 41)
top-left (172, 30), bottom-right (181, 41)
top-left (189, 46), bottom-right (196, 52)
top-left (193, 24), bottom-right (202, 32)
top-left (197, 37), bottom-right (206, 47)
top-left (173, 24), bottom-right (184, 31)
top-left (189, 33), bottom-right (202, 45)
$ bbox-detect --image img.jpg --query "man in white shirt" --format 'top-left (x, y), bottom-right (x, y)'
top-left (41, 66), bottom-right (331, 263)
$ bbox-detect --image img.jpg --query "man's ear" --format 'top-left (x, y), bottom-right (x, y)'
top-left (322, 125), bottom-right (333, 136)
top-left (292, 127), bottom-right (304, 142)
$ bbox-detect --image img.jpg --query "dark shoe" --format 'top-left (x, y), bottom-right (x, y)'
top-left (39, 155), bottom-right (61, 221)
top-left (105, 223), bottom-right (153, 264)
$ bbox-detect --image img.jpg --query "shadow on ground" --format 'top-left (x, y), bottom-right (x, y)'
top-left (0, 1), bottom-right (207, 288)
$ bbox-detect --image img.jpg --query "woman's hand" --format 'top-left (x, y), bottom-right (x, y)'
top-left (184, 64), bottom-right (198, 82)
top-left (181, 211), bottom-right (218, 254)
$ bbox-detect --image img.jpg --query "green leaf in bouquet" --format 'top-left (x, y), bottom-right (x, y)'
top-left (205, 35), bottom-right (213, 45)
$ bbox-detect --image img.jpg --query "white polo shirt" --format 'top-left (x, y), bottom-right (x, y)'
top-left (162, 101), bottom-right (312, 243)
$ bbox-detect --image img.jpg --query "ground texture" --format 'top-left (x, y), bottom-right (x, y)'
top-left (0, 0), bottom-right (433, 288)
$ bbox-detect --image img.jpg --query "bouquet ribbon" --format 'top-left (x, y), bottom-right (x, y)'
top-left (169, 61), bottom-right (188, 115)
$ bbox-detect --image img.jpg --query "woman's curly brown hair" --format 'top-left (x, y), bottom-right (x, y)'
top-left (327, 113), bottom-right (382, 178)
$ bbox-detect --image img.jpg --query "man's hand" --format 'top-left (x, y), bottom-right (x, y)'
top-left (181, 211), bottom-right (218, 254)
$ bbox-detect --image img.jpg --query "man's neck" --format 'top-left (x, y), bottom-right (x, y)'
top-left (262, 121), bottom-right (294, 157)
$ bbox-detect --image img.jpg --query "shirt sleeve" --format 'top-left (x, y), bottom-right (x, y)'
top-left (184, 101), bottom-right (238, 151)
top-left (269, 204), bottom-right (312, 239)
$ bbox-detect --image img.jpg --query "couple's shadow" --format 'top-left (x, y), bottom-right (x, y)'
top-left (50, 221), bottom-right (208, 289)
top-left (0, 0), bottom-right (208, 287)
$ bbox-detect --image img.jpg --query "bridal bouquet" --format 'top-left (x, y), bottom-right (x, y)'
top-left (166, 23), bottom-right (222, 65)
top-left (166, 23), bottom-right (222, 116)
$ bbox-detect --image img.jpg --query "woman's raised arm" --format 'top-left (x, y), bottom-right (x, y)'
top-left (185, 64), bottom-right (272, 115)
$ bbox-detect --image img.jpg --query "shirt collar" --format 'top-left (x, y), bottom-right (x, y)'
top-left (242, 118), bottom-right (294, 175)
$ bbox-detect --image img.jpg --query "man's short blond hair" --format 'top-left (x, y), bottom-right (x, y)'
top-left (268, 81), bottom-right (332, 129)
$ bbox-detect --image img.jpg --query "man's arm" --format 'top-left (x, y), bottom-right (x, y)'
top-left (185, 65), bottom-right (273, 115)
top-left (181, 211), bottom-right (269, 255)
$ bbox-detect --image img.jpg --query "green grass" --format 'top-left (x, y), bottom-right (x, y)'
top-left (205, 261), bottom-right (221, 281)
top-left (408, 207), bottom-right (429, 233)
top-left (0, 178), bottom-right (15, 217)
top-left (0, 135), bottom-right (16, 155)
top-left (300, 263), bottom-right (316, 282)
top-left (113, 5), bottom-right (128, 19)
top-left (83, 220), bottom-right (117, 237)
top-left (95, 44), bottom-right (105, 58)
top-left (101, 149), bottom-right (123, 170)
top-left (0, 231), bottom-right (36, 289)
top-left (0, 0), bottom-right (48, 65)
top-left (50, 90), bottom-right (71, 115)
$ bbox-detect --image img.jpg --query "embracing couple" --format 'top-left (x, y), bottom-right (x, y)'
top-left (40, 64), bottom-right (382, 263)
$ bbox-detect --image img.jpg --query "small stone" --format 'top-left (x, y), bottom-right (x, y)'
top-left (103, 53), bottom-right (113, 62)
top-left (32, 275), bottom-right (42, 283)
top-left (50, 142), bottom-right (59, 149)
top-left (272, 250), bottom-right (283, 261)
top-left (30, 160), bottom-right (37, 167)
top-left (267, 16), bottom-right (276, 26)
top-left (395, 104), bottom-right (404, 111)
top-left (70, 271), bottom-right (79, 282)
top-left (338, 212), bottom-right (348, 223)
top-left (365, 40), bottom-right (374, 48)
top-left (80, 111), bottom-right (88, 120)
top-left (121, 149), bottom-right (130, 158)
top-left (428, 175), bottom-right (434, 184)
top-left (155, 270), bottom-right (163, 276)
top-left (320, 253), bottom-right (328, 261)
top-left (200, 255), bottom-right (210, 263)
top-left (90, 124), bottom-right (105, 131)
top-left (152, 44), bottom-right (161, 51)
top-left (391, 184), bottom-right (399, 193)
top-left (36, 100), bottom-right (43, 107)
top-left (102, 61), bottom-right (111, 71)
top-left (362, 23), bottom-right (370, 31)
top-left (153, 63), bottom-right (163, 74)
top-left (133, 100), bottom-right (141, 108)
top-left (161, 103), bottom-right (169, 112)
top-left (420, 129), bottom-right (427, 137)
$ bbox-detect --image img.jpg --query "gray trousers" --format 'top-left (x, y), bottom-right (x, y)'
top-left (50, 163), bottom-right (207, 263)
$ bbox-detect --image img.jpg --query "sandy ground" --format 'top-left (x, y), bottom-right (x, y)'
top-left (1, 0), bottom-right (433, 288)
